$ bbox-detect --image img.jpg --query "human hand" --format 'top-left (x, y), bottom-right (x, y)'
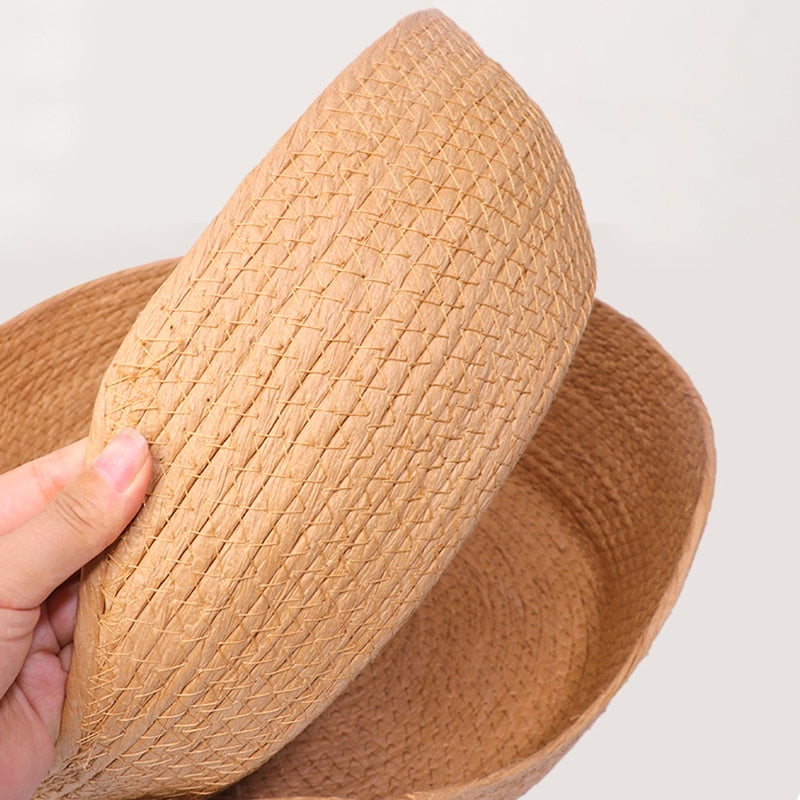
top-left (0, 429), bottom-right (152, 800)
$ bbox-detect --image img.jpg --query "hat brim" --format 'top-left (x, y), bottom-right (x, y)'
top-left (0, 258), bottom-right (713, 800)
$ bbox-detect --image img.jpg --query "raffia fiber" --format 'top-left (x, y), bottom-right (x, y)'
top-left (32, 10), bottom-right (595, 799)
top-left (0, 262), bottom-right (713, 800)
top-left (0, 8), bottom-right (713, 800)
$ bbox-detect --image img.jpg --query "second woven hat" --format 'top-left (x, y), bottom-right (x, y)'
top-left (5, 263), bottom-right (713, 800)
top-left (38, 10), bottom-right (595, 800)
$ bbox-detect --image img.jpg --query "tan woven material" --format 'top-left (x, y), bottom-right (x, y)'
top-left (0, 263), bottom-right (713, 800)
top-left (37, 11), bottom-right (595, 799)
top-left (0, 8), bottom-right (714, 800)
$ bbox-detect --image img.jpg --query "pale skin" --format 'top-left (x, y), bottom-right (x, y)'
top-left (0, 429), bottom-right (152, 800)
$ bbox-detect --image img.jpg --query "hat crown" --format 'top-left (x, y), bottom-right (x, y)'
top-left (45, 11), bottom-right (595, 799)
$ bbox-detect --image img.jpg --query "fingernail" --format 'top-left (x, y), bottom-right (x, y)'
top-left (93, 428), bottom-right (149, 492)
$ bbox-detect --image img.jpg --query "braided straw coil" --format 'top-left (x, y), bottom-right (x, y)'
top-left (0, 8), bottom-right (714, 800)
top-left (41, 10), bottom-right (596, 799)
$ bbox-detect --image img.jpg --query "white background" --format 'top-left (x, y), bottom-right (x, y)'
top-left (1, 1), bottom-right (798, 798)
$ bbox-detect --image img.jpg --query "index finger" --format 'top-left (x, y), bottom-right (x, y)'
top-left (0, 439), bottom-right (88, 536)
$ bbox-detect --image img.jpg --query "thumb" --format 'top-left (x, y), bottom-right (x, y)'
top-left (0, 429), bottom-right (152, 612)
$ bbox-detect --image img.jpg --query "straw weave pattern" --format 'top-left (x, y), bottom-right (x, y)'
top-left (1, 264), bottom-right (713, 800)
top-left (217, 302), bottom-right (713, 800)
top-left (40, 12), bottom-right (595, 800)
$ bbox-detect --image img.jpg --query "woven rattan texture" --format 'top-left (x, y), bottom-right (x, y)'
top-left (39, 12), bottom-right (595, 800)
top-left (0, 267), bottom-right (712, 800)
top-left (214, 302), bottom-right (714, 800)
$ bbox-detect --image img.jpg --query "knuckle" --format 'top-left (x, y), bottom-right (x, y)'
top-left (50, 482), bottom-right (110, 543)
top-left (0, 604), bottom-right (39, 642)
top-left (29, 455), bottom-right (65, 505)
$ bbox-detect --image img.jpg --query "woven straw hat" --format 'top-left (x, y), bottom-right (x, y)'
top-left (0, 9), bottom-right (714, 800)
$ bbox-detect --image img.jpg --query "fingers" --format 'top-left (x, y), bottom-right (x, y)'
top-left (0, 682), bottom-right (56, 800)
top-left (0, 430), bottom-right (152, 796)
top-left (46, 576), bottom-right (80, 651)
top-left (17, 607), bottom-right (70, 741)
top-left (0, 439), bottom-right (88, 536)
top-left (0, 429), bottom-right (152, 612)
